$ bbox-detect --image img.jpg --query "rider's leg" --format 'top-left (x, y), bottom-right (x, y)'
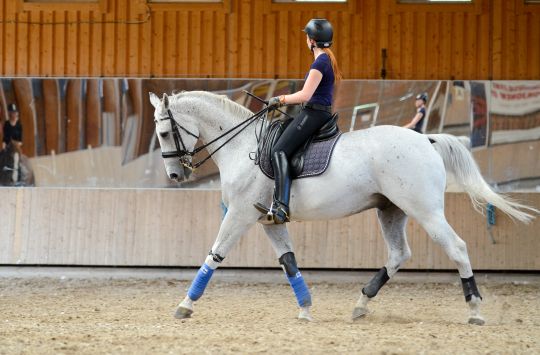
top-left (175, 209), bottom-right (256, 319)
top-left (263, 223), bottom-right (313, 321)
top-left (270, 150), bottom-right (291, 224)
top-left (354, 203), bottom-right (410, 319)
top-left (262, 108), bottom-right (332, 223)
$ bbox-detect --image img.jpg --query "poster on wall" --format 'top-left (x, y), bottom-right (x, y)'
top-left (490, 81), bottom-right (540, 116)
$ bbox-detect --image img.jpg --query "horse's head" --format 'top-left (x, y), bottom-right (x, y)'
top-left (149, 92), bottom-right (200, 182)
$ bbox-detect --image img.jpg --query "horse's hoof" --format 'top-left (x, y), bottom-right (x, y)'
top-left (174, 306), bottom-right (193, 319)
top-left (352, 307), bottom-right (368, 320)
top-left (298, 308), bottom-right (314, 322)
top-left (468, 316), bottom-right (485, 326)
top-left (298, 314), bottom-right (313, 322)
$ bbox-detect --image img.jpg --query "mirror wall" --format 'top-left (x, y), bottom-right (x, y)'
top-left (0, 78), bottom-right (538, 191)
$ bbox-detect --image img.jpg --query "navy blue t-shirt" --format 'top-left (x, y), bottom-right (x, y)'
top-left (305, 53), bottom-right (334, 106)
top-left (413, 107), bottom-right (426, 133)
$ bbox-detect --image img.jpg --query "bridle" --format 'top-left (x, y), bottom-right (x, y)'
top-left (159, 108), bottom-right (202, 170)
top-left (157, 105), bottom-right (270, 171)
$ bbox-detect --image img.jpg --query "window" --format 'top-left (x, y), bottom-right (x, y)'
top-left (16, 0), bottom-right (106, 11)
top-left (392, 0), bottom-right (479, 14)
top-left (273, 0), bottom-right (346, 2)
top-left (398, 0), bottom-right (472, 2)
top-left (146, 0), bottom-right (229, 11)
top-left (23, 0), bottom-right (97, 2)
top-left (271, 0), bottom-right (352, 11)
top-left (350, 103), bottom-right (379, 131)
top-left (148, 0), bottom-right (221, 2)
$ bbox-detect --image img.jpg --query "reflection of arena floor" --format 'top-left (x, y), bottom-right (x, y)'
top-left (1, 268), bottom-right (539, 354)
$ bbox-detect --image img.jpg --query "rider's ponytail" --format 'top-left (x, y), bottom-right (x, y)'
top-left (322, 48), bottom-right (342, 83)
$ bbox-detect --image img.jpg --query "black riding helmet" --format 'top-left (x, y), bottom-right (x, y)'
top-left (416, 92), bottom-right (428, 103)
top-left (7, 103), bottom-right (18, 113)
top-left (303, 19), bottom-right (333, 49)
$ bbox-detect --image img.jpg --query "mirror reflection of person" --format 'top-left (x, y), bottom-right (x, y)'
top-left (3, 103), bottom-right (23, 152)
top-left (403, 93), bottom-right (427, 133)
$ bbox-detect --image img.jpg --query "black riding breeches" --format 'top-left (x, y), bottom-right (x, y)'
top-left (271, 108), bottom-right (333, 159)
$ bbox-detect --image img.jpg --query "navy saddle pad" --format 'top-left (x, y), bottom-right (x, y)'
top-left (259, 113), bottom-right (342, 179)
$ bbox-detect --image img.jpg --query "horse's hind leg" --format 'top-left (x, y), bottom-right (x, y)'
top-left (174, 209), bottom-right (255, 319)
top-left (353, 203), bottom-right (410, 320)
top-left (263, 224), bottom-right (313, 321)
top-left (419, 212), bottom-right (484, 325)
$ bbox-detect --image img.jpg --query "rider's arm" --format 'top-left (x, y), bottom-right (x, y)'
top-left (280, 69), bottom-right (323, 105)
top-left (403, 112), bottom-right (424, 129)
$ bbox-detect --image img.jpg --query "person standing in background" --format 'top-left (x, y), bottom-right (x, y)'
top-left (3, 103), bottom-right (23, 151)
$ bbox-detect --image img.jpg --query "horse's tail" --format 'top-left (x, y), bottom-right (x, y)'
top-left (427, 133), bottom-right (538, 224)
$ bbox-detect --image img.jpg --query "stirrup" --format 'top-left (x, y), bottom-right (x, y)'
top-left (254, 202), bottom-right (276, 225)
top-left (254, 202), bottom-right (270, 215)
top-left (273, 205), bottom-right (290, 224)
top-left (253, 202), bottom-right (290, 224)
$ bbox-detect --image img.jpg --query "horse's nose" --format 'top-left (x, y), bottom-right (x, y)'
top-left (169, 173), bottom-right (178, 180)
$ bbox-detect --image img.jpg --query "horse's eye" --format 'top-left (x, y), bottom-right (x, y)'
top-left (159, 132), bottom-right (169, 138)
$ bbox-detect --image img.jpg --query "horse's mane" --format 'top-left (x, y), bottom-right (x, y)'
top-left (170, 91), bottom-right (253, 119)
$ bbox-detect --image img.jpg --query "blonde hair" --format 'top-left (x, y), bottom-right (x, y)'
top-left (322, 48), bottom-right (342, 83)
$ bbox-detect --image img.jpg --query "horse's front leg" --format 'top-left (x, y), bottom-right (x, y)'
top-left (174, 208), bottom-right (256, 319)
top-left (263, 224), bottom-right (313, 321)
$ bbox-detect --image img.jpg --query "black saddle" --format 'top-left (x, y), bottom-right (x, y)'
top-left (258, 113), bottom-right (341, 179)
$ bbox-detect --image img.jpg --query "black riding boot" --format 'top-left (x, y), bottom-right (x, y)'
top-left (271, 150), bottom-right (291, 224)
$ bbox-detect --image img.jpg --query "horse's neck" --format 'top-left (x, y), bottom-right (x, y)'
top-left (181, 96), bottom-right (255, 170)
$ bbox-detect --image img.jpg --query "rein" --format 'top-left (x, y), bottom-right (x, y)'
top-left (161, 106), bottom-right (270, 171)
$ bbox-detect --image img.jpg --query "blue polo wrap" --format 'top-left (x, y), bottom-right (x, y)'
top-left (187, 263), bottom-right (214, 301)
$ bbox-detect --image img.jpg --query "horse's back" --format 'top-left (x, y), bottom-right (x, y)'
top-left (291, 125), bottom-right (446, 220)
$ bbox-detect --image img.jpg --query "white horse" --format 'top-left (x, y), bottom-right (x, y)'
top-left (149, 90), bottom-right (537, 325)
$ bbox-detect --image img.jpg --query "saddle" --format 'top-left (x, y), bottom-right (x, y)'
top-left (258, 113), bottom-right (341, 179)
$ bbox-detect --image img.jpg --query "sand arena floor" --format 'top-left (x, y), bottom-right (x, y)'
top-left (0, 269), bottom-right (539, 354)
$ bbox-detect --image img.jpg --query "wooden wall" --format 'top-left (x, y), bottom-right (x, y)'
top-left (0, 0), bottom-right (539, 80)
top-left (1, 188), bottom-right (538, 270)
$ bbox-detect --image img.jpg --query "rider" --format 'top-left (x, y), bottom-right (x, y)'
top-left (258, 18), bottom-right (342, 224)
top-left (403, 92), bottom-right (428, 133)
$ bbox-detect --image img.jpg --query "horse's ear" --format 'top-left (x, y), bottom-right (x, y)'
top-left (163, 93), bottom-right (170, 109)
top-left (149, 92), bottom-right (160, 108)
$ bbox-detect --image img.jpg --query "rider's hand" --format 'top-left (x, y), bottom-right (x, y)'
top-left (267, 96), bottom-right (283, 110)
